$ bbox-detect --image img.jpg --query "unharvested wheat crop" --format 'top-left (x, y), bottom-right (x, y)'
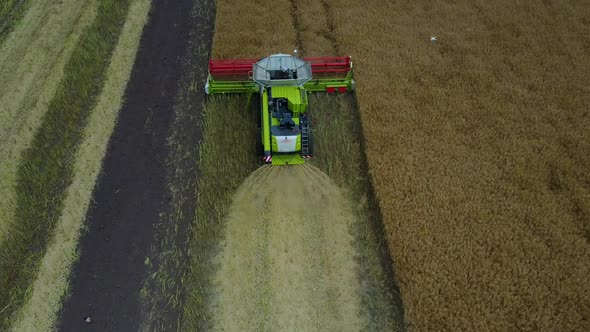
top-left (328, 0), bottom-right (590, 329)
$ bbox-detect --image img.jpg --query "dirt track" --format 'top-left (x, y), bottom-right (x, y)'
top-left (58, 0), bottom-right (197, 330)
top-left (214, 164), bottom-right (362, 331)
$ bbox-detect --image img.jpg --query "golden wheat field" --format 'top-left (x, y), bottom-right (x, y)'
top-left (213, 0), bottom-right (590, 330)
top-left (334, 0), bottom-right (590, 330)
top-left (211, 0), bottom-right (295, 58)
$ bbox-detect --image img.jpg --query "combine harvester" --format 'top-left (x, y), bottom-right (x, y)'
top-left (205, 53), bottom-right (354, 165)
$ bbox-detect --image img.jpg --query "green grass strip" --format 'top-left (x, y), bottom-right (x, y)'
top-left (0, 0), bottom-right (29, 44)
top-left (0, 0), bottom-right (130, 328)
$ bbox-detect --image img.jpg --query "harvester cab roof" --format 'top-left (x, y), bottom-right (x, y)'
top-left (253, 54), bottom-right (312, 87)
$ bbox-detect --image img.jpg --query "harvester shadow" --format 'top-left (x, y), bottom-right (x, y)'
top-left (349, 92), bottom-right (406, 330)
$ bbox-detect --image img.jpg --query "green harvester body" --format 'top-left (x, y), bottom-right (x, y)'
top-left (205, 54), bottom-right (354, 165)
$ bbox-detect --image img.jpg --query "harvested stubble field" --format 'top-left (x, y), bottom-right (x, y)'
top-left (182, 95), bottom-right (403, 331)
top-left (327, 0), bottom-right (590, 330)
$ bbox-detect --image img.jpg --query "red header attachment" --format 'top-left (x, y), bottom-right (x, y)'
top-left (305, 56), bottom-right (351, 78)
top-left (208, 56), bottom-right (352, 81)
top-left (208, 58), bottom-right (257, 80)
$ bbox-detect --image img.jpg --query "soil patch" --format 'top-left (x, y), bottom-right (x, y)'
top-left (140, 0), bottom-right (215, 329)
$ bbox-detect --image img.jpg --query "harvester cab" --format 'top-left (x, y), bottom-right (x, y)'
top-left (205, 53), bottom-right (354, 165)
